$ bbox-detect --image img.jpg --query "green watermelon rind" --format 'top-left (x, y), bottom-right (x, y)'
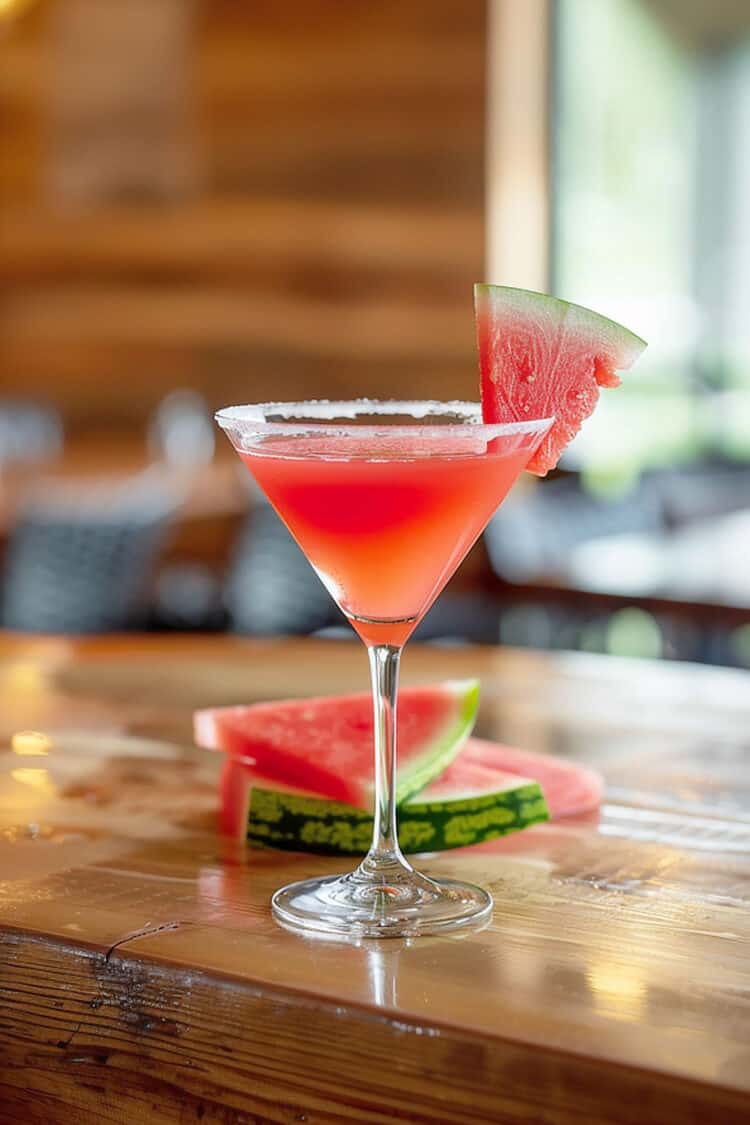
top-left (474, 284), bottom-right (647, 361)
top-left (395, 678), bottom-right (480, 805)
top-left (246, 779), bottom-right (549, 856)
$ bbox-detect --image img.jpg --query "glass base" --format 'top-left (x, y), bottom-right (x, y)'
top-left (272, 866), bottom-right (492, 940)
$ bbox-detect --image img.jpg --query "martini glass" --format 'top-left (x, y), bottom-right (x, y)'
top-left (216, 401), bottom-right (553, 939)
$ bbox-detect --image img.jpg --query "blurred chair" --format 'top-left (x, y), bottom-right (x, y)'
top-left (152, 563), bottom-right (227, 632)
top-left (410, 594), bottom-right (502, 645)
top-left (1, 472), bottom-right (179, 633)
top-left (148, 389), bottom-right (215, 468)
top-left (654, 462), bottom-right (750, 528)
top-left (0, 401), bottom-right (63, 468)
top-left (484, 477), bottom-right (671, 658)
top-left (484, 476), bottom-right (665, 583)
top-left (225, 504), bottom-right (337, 636)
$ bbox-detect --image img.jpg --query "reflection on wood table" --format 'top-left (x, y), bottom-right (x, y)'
top-left (2, 635), bottom-right (750, 1124)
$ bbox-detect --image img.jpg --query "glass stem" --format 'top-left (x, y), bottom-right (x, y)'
top-left (361, 643), bottom-right (409, 876)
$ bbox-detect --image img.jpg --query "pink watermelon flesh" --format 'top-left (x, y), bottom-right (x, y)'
top-left (417, 753), bottom-right (527, 801)
top-left (195, 680), bottom-right (478, 811)
top-left (462, 738), bottom-right (603, 818)
top-left (475, 284), bottom-right (647, 476)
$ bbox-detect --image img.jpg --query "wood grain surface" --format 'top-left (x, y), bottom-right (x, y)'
top-left (0, 0), bottom-right (486, 431)
top-left (2, 635), bottom-right (750, 1123)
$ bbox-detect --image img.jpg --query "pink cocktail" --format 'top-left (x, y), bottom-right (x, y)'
top-left (241, 431), bottom-right (531, 648)
top-left (217, 400), bottom-right (552, 938)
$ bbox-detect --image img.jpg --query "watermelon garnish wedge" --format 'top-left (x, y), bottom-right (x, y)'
top-left (475, 284), bottom-right (647, 475)
top-left (220, 756), bottom-right (549, 856)
top-left (194, 680), bottom-right (479, 811)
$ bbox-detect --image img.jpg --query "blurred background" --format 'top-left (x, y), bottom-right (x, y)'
top-left (0, 0), bottom-right (749, 663)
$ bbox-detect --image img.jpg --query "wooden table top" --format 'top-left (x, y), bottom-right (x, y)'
top-left (2, 634), bottom-right (750, 1124)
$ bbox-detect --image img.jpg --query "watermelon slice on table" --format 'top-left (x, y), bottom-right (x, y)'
top-left (461, 738), bottom-right (603, 819)
top-left (220, 756), bottom-right (549, 856)
top-left (217, 735), bottom-right (602, 856)
top-left (475, 284), bottom-right (647, 475)
top-left (194, 680), bottom-right (479, 811)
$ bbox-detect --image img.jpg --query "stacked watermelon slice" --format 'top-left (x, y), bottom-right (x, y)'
top-left (195, 682), bottom-right (602, 856)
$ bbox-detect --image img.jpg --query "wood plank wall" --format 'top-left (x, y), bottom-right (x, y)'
top-left (0, 0), bottom-right (486, 436)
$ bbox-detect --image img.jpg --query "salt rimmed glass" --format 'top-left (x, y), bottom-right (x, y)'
top-left (216, 400), bottom-right (553, 939)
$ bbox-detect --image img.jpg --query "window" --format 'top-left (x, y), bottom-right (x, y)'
top-left (553, 0), bottom-right (750, 478)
